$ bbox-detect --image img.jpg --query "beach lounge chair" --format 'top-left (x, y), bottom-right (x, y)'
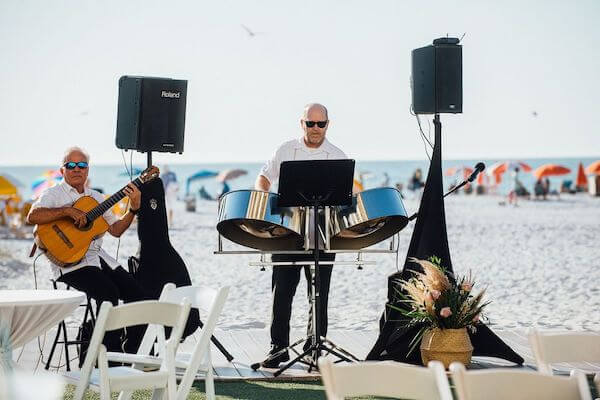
top-left (450, 362), bottom-right (592, 400)
top-left (67, 299), bottom-right (191, 400)
top-left (528, 328), bottom-right (600, 393)
top-left (318, 359), bottom-right (453, 400)
top-left (107, 283), bottom-right (230, 400)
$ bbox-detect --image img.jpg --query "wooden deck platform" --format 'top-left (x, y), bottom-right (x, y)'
top-left (14, 323), bottom-right (600, 381)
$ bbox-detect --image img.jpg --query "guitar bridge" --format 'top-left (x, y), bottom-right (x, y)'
top-left (52, 224), bottom-right (74, 249)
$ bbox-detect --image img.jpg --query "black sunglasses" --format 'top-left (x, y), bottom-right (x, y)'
top-left (63, 161), bottom-right (89, 170)
top-left (304, 120), bottom-right (328, 128)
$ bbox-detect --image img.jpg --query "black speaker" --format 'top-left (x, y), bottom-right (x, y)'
top-left (411, 40), bottom-right (462, 114)
top-left (116, 76), bottom-right (187, 153)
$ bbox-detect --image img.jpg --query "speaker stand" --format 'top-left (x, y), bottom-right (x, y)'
top-left (147, 151), bottom-right (152, 169)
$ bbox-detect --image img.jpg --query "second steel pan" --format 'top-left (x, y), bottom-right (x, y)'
top-left (216, 190), bottom-right (305, 250)
top-left (329, 187), bottom-right (408, 249)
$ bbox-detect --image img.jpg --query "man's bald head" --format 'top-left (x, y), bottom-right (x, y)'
top-left (302, 103), bottom-right (328, 120)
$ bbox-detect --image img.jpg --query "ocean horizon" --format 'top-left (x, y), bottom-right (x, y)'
top-left (1, 156), bottom-right (597, 200)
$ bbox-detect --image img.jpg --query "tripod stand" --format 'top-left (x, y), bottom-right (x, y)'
top-left (251, 159), bottom-right (360, 376)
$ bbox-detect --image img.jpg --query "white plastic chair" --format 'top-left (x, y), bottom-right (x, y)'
top-left (108, 284), bottom-right (230, 400)
top-left (450, 362), bottom-right (592, 400)
top-left (528, 328), bottom-right (600, 374)
top-left (67, 299), bottom-right (191, 400)
top-left (318, 358), bottom-right (453, 400)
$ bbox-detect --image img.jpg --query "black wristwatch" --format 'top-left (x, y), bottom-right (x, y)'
top-left (130, 207), bottom-right (139, 215)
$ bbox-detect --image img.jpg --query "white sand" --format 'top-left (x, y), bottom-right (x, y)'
top-left (1, 194), bottom-right (599, 335)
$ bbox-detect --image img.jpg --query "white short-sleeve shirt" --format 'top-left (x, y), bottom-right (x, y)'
top-left (260, 137), bottom-right (347, 188)
top-left (31, 181), bottom-right (121, 277)
top-left (259, 137), bottom-right (348, 248)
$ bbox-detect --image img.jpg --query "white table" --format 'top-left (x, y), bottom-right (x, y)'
top-left (0, 289), bottom-right (85, 374)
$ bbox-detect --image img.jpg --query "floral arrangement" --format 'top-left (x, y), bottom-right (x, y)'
top-left (390, 256), bottom-right (490, 354)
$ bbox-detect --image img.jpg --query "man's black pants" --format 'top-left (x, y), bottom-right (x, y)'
top-left (270, 252), bottom-right (335, 348)
top-left (57, 259), bottom-right (149, 353)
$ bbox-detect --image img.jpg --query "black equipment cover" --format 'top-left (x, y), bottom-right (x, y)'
top-left (135, 178), bottom-right (200, 338)
top-left (366, 117), bottom-right (523, 365)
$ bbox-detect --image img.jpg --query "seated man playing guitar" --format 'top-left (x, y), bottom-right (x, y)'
top-left (27, 146), bottom-right (149, 353)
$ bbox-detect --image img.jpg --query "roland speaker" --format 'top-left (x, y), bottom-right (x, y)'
top-left (411, 39), bottom-right (462, 114)
top-left (116, 76), bottom-right (187, 153)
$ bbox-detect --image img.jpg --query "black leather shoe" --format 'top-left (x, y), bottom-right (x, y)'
top-left (260, 345), bottom-right (290, 368)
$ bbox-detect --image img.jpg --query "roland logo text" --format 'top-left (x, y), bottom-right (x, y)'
top-left (161, 90), bottom-right (180, 99)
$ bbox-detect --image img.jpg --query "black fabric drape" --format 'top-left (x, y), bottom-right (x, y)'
top-left (366, 117), bottom-right (523, 365)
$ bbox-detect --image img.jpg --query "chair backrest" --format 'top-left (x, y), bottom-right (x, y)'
top-left (528, 328), bottom-right (600, 374)
top-left (449, 362), bottom-right (592, 400)
top-left (318, 359), bottom-right (453, 400)
top-left (134, 283), bottom-right (229, 400)
top-left (76, 299), bottom-right (191, 400)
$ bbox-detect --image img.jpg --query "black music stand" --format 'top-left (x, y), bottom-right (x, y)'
top-left (271, 159), bottom-right (359, 376)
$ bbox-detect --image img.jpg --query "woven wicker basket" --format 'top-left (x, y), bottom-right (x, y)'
top-left (420, 328), bottom-right (473, 369)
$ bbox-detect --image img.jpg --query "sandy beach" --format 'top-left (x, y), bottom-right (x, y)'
top-left (1, 193), bottom-right (599, 336)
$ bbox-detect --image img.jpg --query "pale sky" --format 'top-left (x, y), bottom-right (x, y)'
top-left (1, 0), bottom-right (599, 166)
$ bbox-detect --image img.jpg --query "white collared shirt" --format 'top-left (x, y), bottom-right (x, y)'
top-left (260, 137), bottom-right (347, 186)
top-left (259, 137), bottom-right (348, 249)
top-left (31, 181), bottom-right (120, 277)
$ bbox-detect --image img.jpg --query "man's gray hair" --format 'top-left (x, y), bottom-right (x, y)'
top-left (62, 146), bottom-right (90, 164)
top-left (303, 103), bottom-right (328, 119)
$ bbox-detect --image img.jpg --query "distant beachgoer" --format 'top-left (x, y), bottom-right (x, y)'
top-left (408, 168), bottom-right (424, 191)
top-left (26, 146), bottom-right (148, 354)
top-left (395, 182), bottom-right (404, 199)
top-left (508, 167), bottom-right (521, 205)
top-left (220, 181), bottom-right (231, 198)
top-left (534, 178), bottom-right (546, 200)
top-left (380, 172), bottom-right (390, 187)
top-left (162, 166), bottom-right (179, 226)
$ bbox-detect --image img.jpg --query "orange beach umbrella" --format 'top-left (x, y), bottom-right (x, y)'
top-left (576, 162), bottom-right (588, 188)
top-left (533, 164), bottom-right (571, 179)
top-left (585, 160), bottom-right (600, 175)
top-left (489, 161), bottom-right (532, 176)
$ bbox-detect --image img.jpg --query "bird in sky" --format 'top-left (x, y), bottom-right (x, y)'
top-left (241, 24), bottom-right (263, 38)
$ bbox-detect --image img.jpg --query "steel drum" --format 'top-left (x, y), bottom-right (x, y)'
top-left (217, 190), bottom-right (305, 250)
top-left (329, 187), bottom-right (408, 250)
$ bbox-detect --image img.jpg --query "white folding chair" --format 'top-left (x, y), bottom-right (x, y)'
top-left (528, 328), bottom-right (600, 375)
top-left (318, 358), bottom-right (453, 400)
top-left (450, 362), bottom-right (593, 400)
top-left (109, 283), bottom-right (230, 400)
top-left (67, 299), bottom-right (191, 400)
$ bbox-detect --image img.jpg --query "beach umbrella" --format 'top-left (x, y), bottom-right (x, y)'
top-left (118, 167), bottom-right (144, 176)
top-left (576, 162), bottom-right (588, 188)
top-left (31, 170), bottom-right (63, 199)
top-left (585, 160), bottom-right (600, 175)
top-left (216, 169), bottom-right (247, 183)
top-left (0, 175), bottom-right (19, 196)
top-left (444, 166), bottom-right (473, 178)
top-left (489, 161), bottom-right (532, 176)
top-left (533, 164), bottom-right (571, 179)
top-left (186, 170), bottom-right (218, 194)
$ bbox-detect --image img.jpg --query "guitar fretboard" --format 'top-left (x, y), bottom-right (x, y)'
top-left (85, 178), bottom-right (143, 222)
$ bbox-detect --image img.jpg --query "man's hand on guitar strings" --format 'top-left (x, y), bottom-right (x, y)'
top-left (66, 207), bottom-right (88, 228)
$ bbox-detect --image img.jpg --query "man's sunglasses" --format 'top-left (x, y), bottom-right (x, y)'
top-left (63, 161), bottom-right (89, 170)
top-left (304, 120), bottom-right (328, 128)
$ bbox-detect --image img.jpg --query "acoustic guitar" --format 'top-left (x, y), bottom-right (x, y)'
top-left (34, 166), bottom-right (160, 267)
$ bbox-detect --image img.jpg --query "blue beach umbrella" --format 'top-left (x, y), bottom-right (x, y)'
top-left (119, 167), bottom-right (144, 176)
top-left (186, 170), bottom-right (219, 194)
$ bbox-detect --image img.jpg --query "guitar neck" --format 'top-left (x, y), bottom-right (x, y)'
top-left (85, 178), bottom-right (143, 222)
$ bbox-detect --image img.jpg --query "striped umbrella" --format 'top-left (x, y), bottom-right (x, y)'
top-left (31, 170), bottom-right (63, 199)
